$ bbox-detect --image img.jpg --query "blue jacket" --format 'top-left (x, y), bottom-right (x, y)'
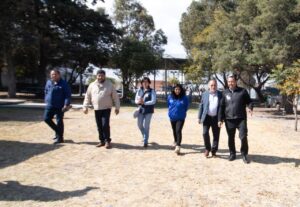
top-left (198, 90), bottom-right (222, 122)
top-left (168, 95), bottom-right (189, 121)
top-left (44, 79), bottom-right (71, 109)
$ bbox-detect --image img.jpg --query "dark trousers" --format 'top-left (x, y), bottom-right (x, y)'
top-left (44, 108), bottom-right (64, 141)
top-left (225, 119), bottom-right (249, 155)
top-left (171, 120), bottom-right (185, 146)
top-left (202, 115), bottom-right (220, 153)
top-left (95, 109), bottom-right (111, 144)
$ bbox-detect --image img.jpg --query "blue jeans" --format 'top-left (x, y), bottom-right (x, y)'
top-left (137, 113), bottom-right (153, 144)
top-left (44, 108), bottom-right (64, 140)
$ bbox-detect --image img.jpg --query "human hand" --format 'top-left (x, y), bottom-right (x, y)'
top-left (218, 121), bottom-right (223, 128)
top-left (115, 109), bottom-right (119, 115)
top-left (83, 108), bottom-right (88, 114)
top-left (198, 119), bottom-right (202, 124)
top-left (248, 109), bottom-right (253, 116)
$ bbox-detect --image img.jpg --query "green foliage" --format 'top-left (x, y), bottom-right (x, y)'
top-left (111, 0), bottom-right (167, 100)
top-left (0, 0), bottom-right (118, 97)
top-left (180, 0), bottom-right (300, 101)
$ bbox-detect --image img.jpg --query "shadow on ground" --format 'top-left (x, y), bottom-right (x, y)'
top-left (0, 181), bottom-right (98, 201)
top-left (0, 108), bottom-right (44, 122)
top-left (0, 141), bottom-right (62, 169)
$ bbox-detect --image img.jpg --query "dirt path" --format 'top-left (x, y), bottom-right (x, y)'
top-left (0, 107), bottom-right (299, 207)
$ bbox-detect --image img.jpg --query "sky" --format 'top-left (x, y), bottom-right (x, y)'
top-left (90, 0), bottom-right (194, 59)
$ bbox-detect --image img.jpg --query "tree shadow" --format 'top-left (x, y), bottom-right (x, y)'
top-left (0, 181), bottom-right (98, 201)
top-left (0, 108), bottom-right (44, 122)
top-left (0, 141), bottom-right (62, 169)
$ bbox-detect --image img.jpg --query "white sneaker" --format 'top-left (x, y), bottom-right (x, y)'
top-left (175, 146), bottom-right (180, 154)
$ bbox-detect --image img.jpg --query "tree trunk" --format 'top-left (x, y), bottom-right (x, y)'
top-left (253, 86), bottom-right (265, 102)
top-left (79, 73), bottom-right (83, 96)
top-left (294, 94), bottom-right (298, 131)
top-left (283, 95), bottom-right (294, 114)
top-left (6, 50), bottom-right (16, 98)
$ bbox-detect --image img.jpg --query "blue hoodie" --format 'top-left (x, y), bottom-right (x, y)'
top-left (167, 95), bottom-right (189, 121)
top-left (44, 79), bottom-right (71, 109)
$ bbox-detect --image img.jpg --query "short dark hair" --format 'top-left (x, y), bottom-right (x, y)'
top-left (51, 69), bottom-right (60, 75)
top-left (227, 73), bottom-right (237, 80)
top-left (141, 77), bottom-right (151, 84)
top-left (97, 70), bottom-right (106, 75)
top-left (171, 84), bottom-right (186, 99)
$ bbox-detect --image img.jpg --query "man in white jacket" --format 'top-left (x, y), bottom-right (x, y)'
top-left (83, 70), bottom-right (120, 149)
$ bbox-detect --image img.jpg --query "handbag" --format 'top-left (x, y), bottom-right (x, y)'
top-left (133, 89), bottom-right (148, 118)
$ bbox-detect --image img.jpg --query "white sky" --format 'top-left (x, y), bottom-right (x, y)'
top-left (90, 0), bottom-right (193, 59)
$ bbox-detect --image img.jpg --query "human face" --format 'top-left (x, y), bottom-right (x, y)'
top-left (174, 87), bottom-right (181, 96)
top-left (227, 77), bottom-right (237, 90)
top-left (97, 73), bottom-right (106, 83)
top-left (50, 71), bottom-right (60, 82)
top-left (142, 81), bottom-right (150, 89)
top-left (209, 80), bottom-right (217, 93)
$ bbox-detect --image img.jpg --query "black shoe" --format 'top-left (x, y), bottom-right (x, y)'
top-left (242, 155), bottom-right (250, 164)
top-left (54, 140), bottom-right (64, 144)
top-left (212, 152), bottom-right (217, 158)
top-left (53, 137), bottom-right (57, 140)
top-left (143, 143), bottom-right (148, 148)
top-left (229, 154), bottom-right (236, 161)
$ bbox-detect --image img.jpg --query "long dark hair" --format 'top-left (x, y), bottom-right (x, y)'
top-left (171, 84), bottom-right (185, 99)
top-left (140, 77), bottom-right (151, 90)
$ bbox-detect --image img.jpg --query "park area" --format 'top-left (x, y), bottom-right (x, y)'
top-left (0, 106), bottom-right (299, 207)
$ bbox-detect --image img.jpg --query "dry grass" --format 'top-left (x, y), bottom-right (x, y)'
top-left (0, 106), bottom-right (299, 207)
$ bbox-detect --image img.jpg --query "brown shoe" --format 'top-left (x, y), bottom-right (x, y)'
top-left (212, 152), bottom-right (217, 158)
top-left (96, 143), bottom-right (105, 147)
top-left (105, 142), bottom-right (112, 149)
top-left (204, 150), bottom-right (210, 158)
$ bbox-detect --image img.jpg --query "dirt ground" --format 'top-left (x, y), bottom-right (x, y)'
top-left (0, 106), bottom-right (299, 207)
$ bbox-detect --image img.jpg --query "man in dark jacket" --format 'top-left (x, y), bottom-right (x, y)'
top-left (218, 75), bottom-right (253, 164)
top-left (44, 69), bottom-right (71, 144)
top-left (198, 79), bottom-right (222, 158)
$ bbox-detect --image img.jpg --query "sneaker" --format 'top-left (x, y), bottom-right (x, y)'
top-left (173, 142), bottom-right (177, 148)
top-left (174, 146), bottom-right (180, 155)
top-left (96, 142), bottom-right (105, 147)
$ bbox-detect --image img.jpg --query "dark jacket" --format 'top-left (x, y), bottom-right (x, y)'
top-left (168, 95), bottom-right (189, 121)
top-left (44, 79), bottom-right (71, 109)
top-left (198, 90), bottom-right (223, 122)
top-left (135, 88), bottom-right (156, 114)
top-left (218, 87), bottom-right (253, 121)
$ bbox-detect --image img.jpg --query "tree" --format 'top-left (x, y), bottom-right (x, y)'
top-left (180, 0), bottom-right (300, 101)
top-left (272, 60), bottom-right (300, 131)
top-left (112, 0), bottom-right (167, 100)
top-left (0, 0), bottom-right (117, 97)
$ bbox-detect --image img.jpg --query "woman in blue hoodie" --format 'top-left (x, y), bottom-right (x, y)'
top-left (167, 84), bottom-right (189, 154)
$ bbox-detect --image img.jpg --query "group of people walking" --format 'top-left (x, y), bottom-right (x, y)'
top-left (44, 69), bottom-right (253, 164)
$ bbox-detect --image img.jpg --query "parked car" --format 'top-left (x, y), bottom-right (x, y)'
top-left (262, 87), bottom-right (282, 109)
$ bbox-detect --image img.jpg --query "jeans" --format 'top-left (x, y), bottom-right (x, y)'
top-left (225, 119), bottom-right (249, 155)
top-left (44, 108), bottom-right (64, 141)
top-left (171, 120), bottom-right (185, 146)
top-left (137, 113), bottom-right (153, 144)
top-left (95, 109), bottom-right (111, 144)
top-left (202, 115), bottom-right (220, 153)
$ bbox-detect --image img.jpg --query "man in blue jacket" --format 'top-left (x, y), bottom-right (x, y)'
top-left (198, 79), bottom-right (222, 158)
top-left (44, 69), bottom-right (71, 144)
